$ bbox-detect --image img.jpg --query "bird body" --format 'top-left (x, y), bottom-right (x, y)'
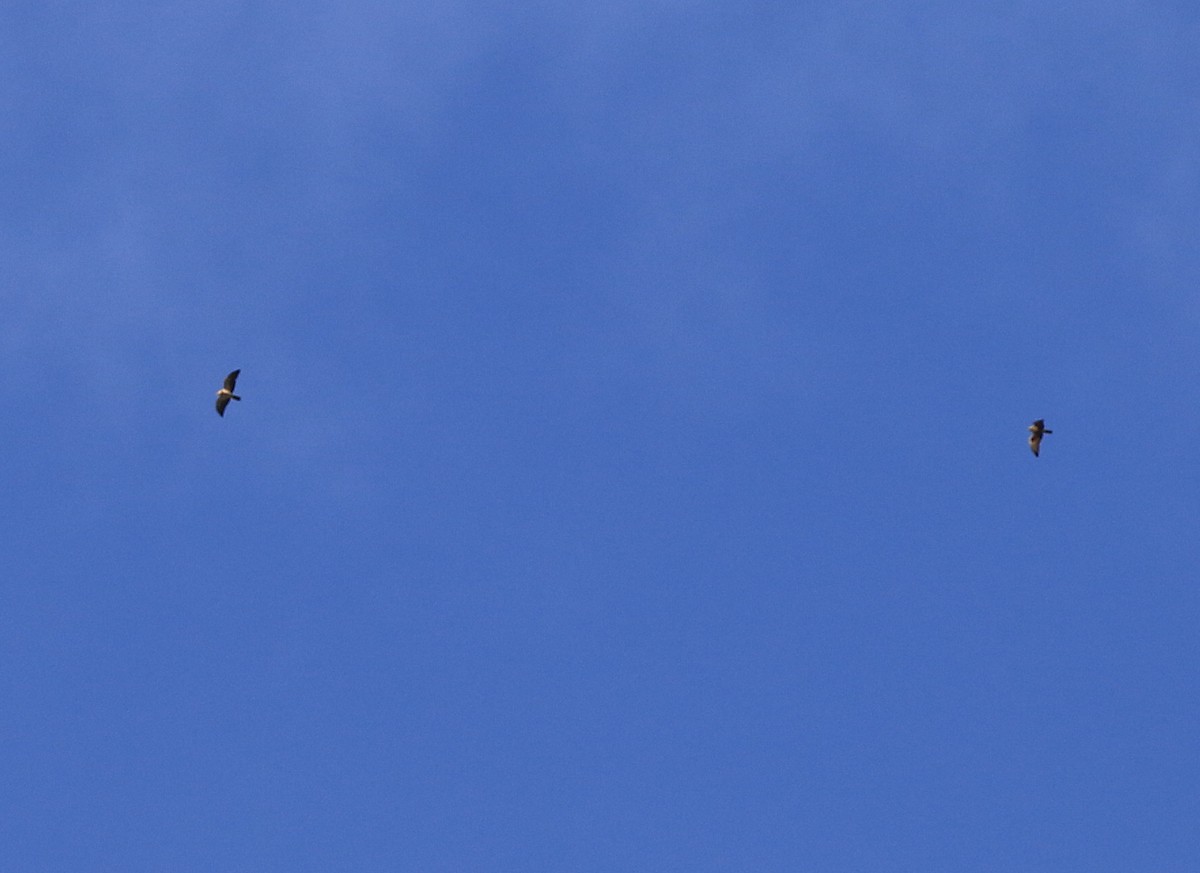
top-left (216, 369), bottom-right (241, 417)
top-left (1028, 419), bottom-right (1052, 456)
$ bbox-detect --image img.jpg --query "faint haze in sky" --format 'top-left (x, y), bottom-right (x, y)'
top-left (1, 3), bottom-right (1198, 871)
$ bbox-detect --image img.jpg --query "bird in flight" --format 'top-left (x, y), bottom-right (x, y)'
top-left (216, 370), bottom-right (242, 417)
top-left (1028, 419), bottom-right (1052, 456)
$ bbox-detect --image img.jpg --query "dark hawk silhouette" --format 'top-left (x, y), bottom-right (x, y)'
top-left (216, 370), bottom-right (242, 417)
top-left (1028, 419), bottom-right (1052, 457)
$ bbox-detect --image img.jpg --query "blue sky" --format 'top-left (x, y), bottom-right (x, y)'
top-left (3, 2), bottom-right (1199, 870)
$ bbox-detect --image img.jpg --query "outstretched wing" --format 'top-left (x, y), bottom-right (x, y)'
top-left (1029, 433), bottom-right (1041, 456)
top-left (224, 369), bottom-right (240, 392)
top-left (216, 394), bottom-right (231, 417)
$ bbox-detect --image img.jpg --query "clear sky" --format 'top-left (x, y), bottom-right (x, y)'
top-left (3, 3), bottom-right (1199, 870)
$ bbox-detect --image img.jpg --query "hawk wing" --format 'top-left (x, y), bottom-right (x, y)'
top-left (224, 370), bottom-right (240, 392)
top-left (216, 394), bottom-right (231, 417)
top-left (1029, 433), bottom-right (1041, 456)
